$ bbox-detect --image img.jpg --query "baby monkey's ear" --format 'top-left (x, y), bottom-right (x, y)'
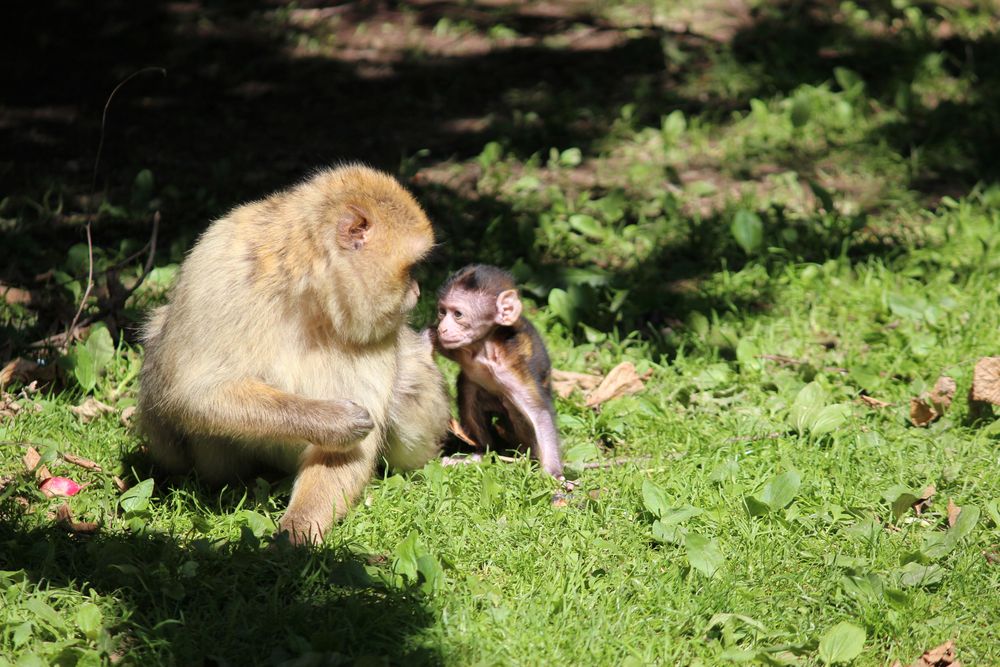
top-left (495, 289), bottom-right (522, 326)
top-left (337, 205), bottom-right (372, 250)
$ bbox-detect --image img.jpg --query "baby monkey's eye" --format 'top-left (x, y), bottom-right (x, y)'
top-left (437, 307), bottom-right (446, 317)
top-left (454, 311), bottom-right (463, 320)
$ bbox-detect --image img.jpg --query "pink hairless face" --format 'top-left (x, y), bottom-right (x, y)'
top-left (435, 288), bottom-right (523, 349)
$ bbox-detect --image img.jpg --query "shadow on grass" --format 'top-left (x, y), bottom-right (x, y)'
top-left (728, 0), bottom-right (1000, 188)
top-left (4, 0), bottom-right (999, 356)
top-left (0, 512), bottom-right (439, 665)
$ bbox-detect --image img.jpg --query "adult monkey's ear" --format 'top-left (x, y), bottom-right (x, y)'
top-left (495, 289), bottom-right (522, 326)
top-left (337, 205), bottom-right (371, 250)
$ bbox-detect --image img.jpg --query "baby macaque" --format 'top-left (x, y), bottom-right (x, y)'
top-left (434, 265), bottom-right (563, 477)
top-left (138, 164), bottom-right (449, 545)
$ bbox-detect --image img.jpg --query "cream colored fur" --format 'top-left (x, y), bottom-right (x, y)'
top-left (137, 164), bottom-right (448, 544)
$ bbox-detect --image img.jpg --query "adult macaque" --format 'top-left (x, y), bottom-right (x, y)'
top-left (138, 165), bottom-right (449, 545)
top-left (434, 264), bottom-right (563, 477)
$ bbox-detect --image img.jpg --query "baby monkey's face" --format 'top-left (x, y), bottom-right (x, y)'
top-left (435, 288), bottom-right (495, 349)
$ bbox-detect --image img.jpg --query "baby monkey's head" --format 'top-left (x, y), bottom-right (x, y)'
top-left (436, 264), bottom-right (523, 350)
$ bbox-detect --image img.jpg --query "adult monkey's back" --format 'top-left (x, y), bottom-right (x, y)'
top-left (138, 165), bottom-right (450, 544)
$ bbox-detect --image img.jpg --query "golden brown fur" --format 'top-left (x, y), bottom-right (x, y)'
top-left (138, 164), bottom-right (448, 544)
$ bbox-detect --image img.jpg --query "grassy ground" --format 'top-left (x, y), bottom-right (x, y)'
top-left (2, 0), bottom-right (1000, 665)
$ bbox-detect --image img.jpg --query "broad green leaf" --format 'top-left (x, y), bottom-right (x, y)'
top-left (841, 573), bottom-right (882, 601)
top-left (133, 168), bottom-right (155, 204)
top-left (884, 588), bottom-right (909, 610)
top-left (948, 504), bottom-right (980, 543)
top-left (651, 520), bottom-right (683, 545)
top-left (15, 654), bottom-right (47, 667)
top-left (568, 214), bottom-right (604, 241)
top-left (392, 531), bottom-right (420, 581)
top-left (920, 532), bottom-right (954, 560)
top-left (731, 209), bottom-right (763, 255)
top-left (790, 97), bottom-right (811, 127)
top-left (809, 404), bottom-right (851, 437)
top-left (119, 478), bottom-right (155, 513)
top-left (984, 499), bottom-right (1000, 528)
top-left (793, 382), bottom-right (827, 409)
top-left (238, 510), bottom-right (276, 538)
top-left (833, 67), bottom-right (864, 95)
top-left (735, 338), bottom-right (762, 372)
top-left (71, 345), bottom-right (97, 393)
top-left (887, 293), bottom-right (928, 321)
top-left (67, 243), bottom-right (92, 276)
top-left (709, 459), bottom-right (739, 483)
top-left (684, 532), bottom-right (724, 578)
top-left (818, 621), bottom-right (865, 664)
top-left (416, 554), bottom-right (445, 594)
top-left (25, 598), bottom-right (64, 630)
top-left (884, 485), bottom-right (920, 522)
top-left (11, 622), bottom-right (33, 648)
top-left (758, 471), bottom-right (801, 511)
top-left (67, 324), bottom-right (115, 393)
top-left (658, 504), bottom-right (703, 526)
top-left (661, 109), bottom-right (687, 143)
top-left (694, 363), bottom-right (732, 390)
top-left (548, 288), bottom-right (576, 329)
top-left (641, 479), bottom-right (670, 519)
top-left (563, 441), bottom-right (600, 465)
top-left (75, 603), bottom-right (102, 640)
top-left (744, 496), bottom-right (771, 518)
top-left (558, 147), bottom-right (582, 167)
top-left (705, 612), bottom-right (767, 633)
top-left (898, 562), bottom-right (945, 588)
top-left (85, 324), bottom-right (115, 372)
top-left (849, 364), bottom-right (882, 392)
top-left (687, 311), bottom-right (710, 337)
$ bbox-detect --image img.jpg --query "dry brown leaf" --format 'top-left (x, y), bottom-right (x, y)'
top-left (112, 476), bottom-right (129, 493)
top-left (971, 357), bottom-right (1000, 405)
top-left (22, 446), bottom-right (41, 474)
top-left (54, 503), bottom-right (100, 534)
top-left (119, 405), bottom-right (137, 428)
top-left (0, 393), bottom-right (19, 421)
top-left (910, 375), bottom-right (957, 426)
top-left (585, 362), bottom-right (647, 408)
top-left (70, 397), bottom-right (114, 423)
top-left (447, 417), bottom-right (478, 448)
top-left (551, 368), bottom-right (603, 399)
top-left (947, 498), bottom-right (961, 528)
top-left (24, 455), bottom-right (54, 482)
top-left (859, 394), bottom-right (892, 409)
top-left (913, 484), bottom-right (936, 515)
top-left (63, 453), bottom-right (102, 472)
top-left (904, 640), bottom-right (959, 667)
top-left (910, 398), bottom-right (938, 427)
top-left (928, 375), bottom-right (956, 412)
top-left (0, 283), bottom-right (34, 305)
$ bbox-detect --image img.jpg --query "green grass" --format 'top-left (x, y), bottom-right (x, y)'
top-left (3, 0), bottom-right (1000, 664)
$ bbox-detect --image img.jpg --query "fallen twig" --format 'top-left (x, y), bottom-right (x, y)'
top-left (725, 431), bottom-right (786, 444)
top-left (581, 455), bottom-right (652, 469)
top-left (64, 66), bottom-right (166, 348)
